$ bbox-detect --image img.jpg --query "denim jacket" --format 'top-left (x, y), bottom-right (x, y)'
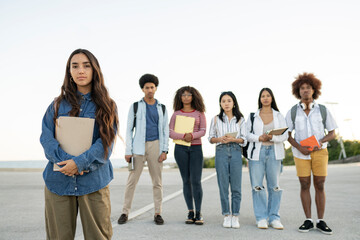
top-left (125, 98), bottom-right (169, 156)
top-left (40, 92), bottom-right (114, 196)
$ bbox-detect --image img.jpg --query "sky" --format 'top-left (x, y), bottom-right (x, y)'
top-left (0, 0), bottom-right (359, 161)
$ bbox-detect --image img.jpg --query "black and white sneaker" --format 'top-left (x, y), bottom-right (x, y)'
top-left (316, 220), bottom-right (333, 235)
top-left (194, 211), bottom-right (204, 225)
top-left (185, 211), bottom-right (195, 224)
top-left (298, 220), bottom-right (314, 232)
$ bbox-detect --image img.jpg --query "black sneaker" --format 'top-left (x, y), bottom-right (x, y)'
top-left (117, 214), bottom-right (128, 224)
top-left (298, 220), bottom-right (314, 232)
top-left (194, 211), bottom-right (204, 225)
top-left (316, 220), bottom-right (333, 235)
top-left (185, 211), bottom-right (195, 224)
top-left (154, 214), bottom-right (164, 225)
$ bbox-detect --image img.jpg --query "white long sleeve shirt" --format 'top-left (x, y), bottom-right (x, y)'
top-left (208, 115), bottom-right (247, 146)
top-left (246, 109), bottom-right (288, 160)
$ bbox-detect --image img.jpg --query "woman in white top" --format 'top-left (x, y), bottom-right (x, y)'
top-left (208, 91), bottom-right (247, 229)
top-left (246, 88), bottom-right (288, 230)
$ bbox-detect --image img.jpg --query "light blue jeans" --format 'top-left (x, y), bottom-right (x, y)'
top-left (215, 143), bottom-right (243, 216)
top-left (249, 145), bottom-right (282, 223)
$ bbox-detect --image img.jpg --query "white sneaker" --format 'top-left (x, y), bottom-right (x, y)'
top-left (270, 220), bottom-right (284, 230)
top-left (223, 215), bottom-right (232, 228)
top-left (231, 216), bottom-right (240, 229)
top-left (257, 219), bottom-right (268, 229)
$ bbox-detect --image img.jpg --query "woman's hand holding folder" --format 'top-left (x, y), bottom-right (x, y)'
top-left (58, 159), bottom-right (82, 176)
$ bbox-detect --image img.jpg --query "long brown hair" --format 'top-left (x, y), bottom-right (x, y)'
top-left (173, 86), bottom-right (206, 112)
top-left (53, 49), bottom-right (119, 158)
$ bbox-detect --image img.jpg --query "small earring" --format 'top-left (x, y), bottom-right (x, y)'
top-left (70, 76), bottom-right (74, 82)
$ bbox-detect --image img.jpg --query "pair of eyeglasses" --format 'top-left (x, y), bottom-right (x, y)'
top-left (181, 94), bottom-right (192, 97)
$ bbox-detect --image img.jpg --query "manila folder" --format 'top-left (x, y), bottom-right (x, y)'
top-left (54, 116), bottom-right (95, 171)
top-left (173, 115), bottom-right (195, 147)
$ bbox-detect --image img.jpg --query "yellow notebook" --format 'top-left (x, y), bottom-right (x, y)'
top-left (173, 115), bottom-right (195, 146)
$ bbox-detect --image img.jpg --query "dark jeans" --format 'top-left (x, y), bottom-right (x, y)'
top-left (174, 144), bottom-right (204, 212)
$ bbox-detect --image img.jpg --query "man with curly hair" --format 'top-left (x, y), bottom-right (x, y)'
top-left (118, 74), bottom-right (169, 225)
top-left (285, 72), bottom-right (337, 235)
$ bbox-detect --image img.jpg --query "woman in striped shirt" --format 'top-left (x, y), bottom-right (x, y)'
top-left (208, 91), bottom-right (247, 229)
top-left (169, 86), bottom-right (206, 225)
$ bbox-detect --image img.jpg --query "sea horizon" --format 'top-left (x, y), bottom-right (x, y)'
top-left (0, 157), bottom-right (176, 169)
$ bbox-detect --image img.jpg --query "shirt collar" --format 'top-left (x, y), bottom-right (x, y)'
top-left (140, 98), bottom-right (159, 105)
top-left (78, 91), bottom-right (92, 101)
top-left (221, 114), bottom-right (236, 122)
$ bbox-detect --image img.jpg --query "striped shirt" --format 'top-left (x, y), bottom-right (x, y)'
top-left (208, 115), bottom-right (247, 146)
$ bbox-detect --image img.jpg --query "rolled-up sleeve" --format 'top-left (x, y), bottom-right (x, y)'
top-left (72, 137), bottom-right (112, 173)
top-left (325, 108), bottom-right (338, 131)
top-left (246, 114), bottom-right (260, 143)
top-left (271, 113), bottom-right (289, 143)
top-left (192, 112), bottom-right (206, 140)
top-left (161, 108), bottom-right (169, 152)
top-left (40, 102), bottom-right (74, 164)
top-left (125, 105), bottom-right (135, 155)
top-left (208, 116), bottom-right (217, 143)
top-left (169, 112), bottom-right (184, 140)
top-left (238, 118), bottom-right (247, 147)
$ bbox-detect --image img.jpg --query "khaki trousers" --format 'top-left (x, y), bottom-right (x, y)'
top-left (45, 186), bottom-right (112, 240)
top-left (122, 140), bottom-right (163, 215)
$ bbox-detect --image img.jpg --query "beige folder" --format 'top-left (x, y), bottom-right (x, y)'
top-left (266, 127), bottom-right (288, 136)
top-left (54, 116), bottom-right (95, 171)
top-left (173, 115), bottom-right (195, 147)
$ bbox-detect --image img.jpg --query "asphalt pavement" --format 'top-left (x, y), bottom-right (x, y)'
top-left (0, 163), bottom-right (359, 240)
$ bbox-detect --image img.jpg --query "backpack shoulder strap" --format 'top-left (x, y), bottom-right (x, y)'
top-left (132, 102), bottom-right (138, 130)
top-left (160, 104), bottom-right (166, 115)
top-left (249, 112), bottom-right (256, 159)
top-left (319, 104), bottom-right (327, 129)
top-left (250, 112), bottom-right (255, 133)
top-left (291, 104), bottom-right (298, 129)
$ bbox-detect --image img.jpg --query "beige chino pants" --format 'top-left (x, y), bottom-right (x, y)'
top-left (45, 186), bottom-right (112, 240)
top-left (122, 140), bottom-right (163, 215)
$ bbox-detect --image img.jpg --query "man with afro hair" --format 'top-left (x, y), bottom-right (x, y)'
top-left (286, 72), bottom-right (337, 235)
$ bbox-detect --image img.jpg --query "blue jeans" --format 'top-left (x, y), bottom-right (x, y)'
top-left (215, 143), bottom-right (243, 216)
top-left (174, 144), bottom-right (203, 212)
top-left (249, 145), bottom-right (282, 223)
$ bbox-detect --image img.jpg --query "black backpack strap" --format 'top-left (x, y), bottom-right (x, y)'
top-left (132, 102), bottom-right (138, 131)
top-left (249, 112), bottom-right (256, 159)
top-left (160, 104), bottom-right (166, 115)
top-left (250, 112), bottom-right (255, 133)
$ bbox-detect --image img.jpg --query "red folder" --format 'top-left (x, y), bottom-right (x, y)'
top-left (300, 135), bottom-right (320, 151)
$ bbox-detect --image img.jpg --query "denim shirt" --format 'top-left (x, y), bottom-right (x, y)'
top-left (125, 98), bottom-right (169, 156)
top-left (40, 92), bottom-right (114, 196)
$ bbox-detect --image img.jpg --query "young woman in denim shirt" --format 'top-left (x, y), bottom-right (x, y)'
top-left (208, 91), bottom-right (246, 229)
top-left (169, 86), bottom-right (206, 225)
top-left (246, 88), bottom-right (287, 230)
top-left (40, 49), bottom-right (118, 239)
